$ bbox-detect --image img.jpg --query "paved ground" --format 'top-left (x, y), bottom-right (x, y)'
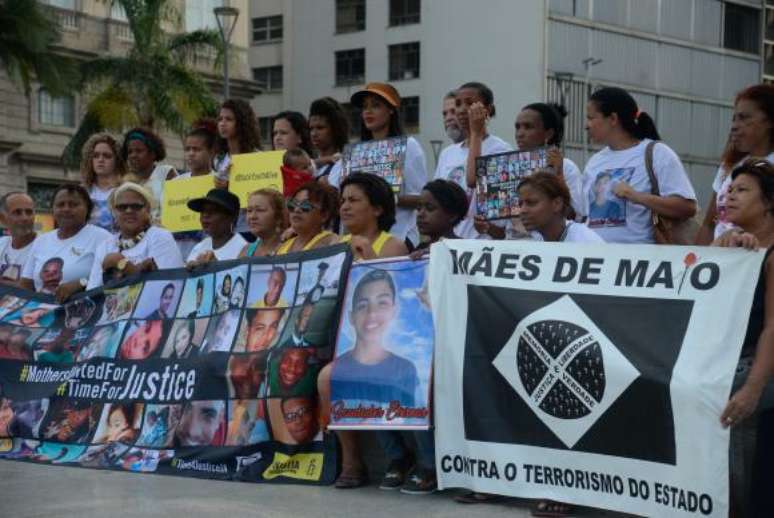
top-left (0, 460), bottom-right (634, 518)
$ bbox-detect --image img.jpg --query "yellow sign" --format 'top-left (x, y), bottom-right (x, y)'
top-left (229, 151), bottom-right (284, 206)
top-left (262, 452), bottom-right (323, 481)
top-left (34, 213), bottom-right (54, 233)
top-left (161, 175), bottom-right (214, 232)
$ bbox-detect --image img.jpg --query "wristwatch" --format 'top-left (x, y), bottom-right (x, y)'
top-left (79, 278), bottom-right (88, 288)
top-left (116, 258), bottom-right (129, 271)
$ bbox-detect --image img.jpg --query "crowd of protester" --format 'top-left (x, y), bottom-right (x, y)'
top-left (1, 79), bottom-right (774, 517)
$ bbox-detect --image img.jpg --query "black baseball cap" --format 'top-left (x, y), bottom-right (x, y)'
top-left (187, 189), bottom-right (240, 217)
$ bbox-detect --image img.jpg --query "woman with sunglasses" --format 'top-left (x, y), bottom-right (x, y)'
top-left (276, 182), bottom-right (339, 255)
top-left (87, 183), bottom-right (183, 289)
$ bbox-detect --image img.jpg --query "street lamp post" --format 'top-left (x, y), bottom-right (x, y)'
top-left (582, 57), bottom-right (602, 166)
top-left (214, 6), bottom-right (240, 100)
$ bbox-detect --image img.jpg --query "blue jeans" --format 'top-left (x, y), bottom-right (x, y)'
top-left (376, 430), bottom-right (435, 471)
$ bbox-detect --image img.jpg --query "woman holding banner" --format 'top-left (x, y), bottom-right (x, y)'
top-left (712, 159), bottom-right (774, 517)
top-left (276, 182), bottom-right (339, 254)
top-left (87, 182), bottom-right (183, 289)
top-left (239, 189), bottom-right (288, 258)
top-left (185, 189), bottom-right (246, 265)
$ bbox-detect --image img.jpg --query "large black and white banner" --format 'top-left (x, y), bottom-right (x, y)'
top-left (429, 240), bottom-right (764, 517)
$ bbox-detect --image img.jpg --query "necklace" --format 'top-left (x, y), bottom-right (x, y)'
top-left (118, 229), bottom-right (148, 251)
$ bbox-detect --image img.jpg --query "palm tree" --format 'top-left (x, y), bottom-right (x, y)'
top-left (62, 0), bottom-right (223, 166)
top-left (0, 0), bottom-right (77, 97)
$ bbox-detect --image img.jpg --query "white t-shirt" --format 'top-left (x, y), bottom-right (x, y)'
top-left (22, 224), bottom-right (111, 293)
top-left (174, 171), bottom-right (216, 181)
top-left (140, 163), bottom-right (176, 223)
top-left (187, 233), bottom-right (247, 263)
top-left (89, 185), bottom-right (116, 232)
top-left (562, 158), bottom-right (585, 219)
top-left (582, 140), bottom-right (696, 244)
top-left (434, 135), bottom-right (513, 239)
top-left (529, 221), bottom-right (606, 243)
top-left (0, 235), bottom-right (36, 281)
top-left (712, 152), bottom-right (774, 239)
top-left (87, 226), bottom-right (184, 289)
top-left (319, 161), bottom-right (343, 185)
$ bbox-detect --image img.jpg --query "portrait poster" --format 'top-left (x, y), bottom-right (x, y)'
top-left (341, 136), bottom-right (407, 193)
top-left (429, 239), bottom-right (764, 517)
top-left (475, 148), bottom-right (548, 221)
top-left (0, 245), bottom-right (352, 485)
top-left (327, 257), bottom-right (433, 431)
top-left (586, 168), bottom-right (635, 228)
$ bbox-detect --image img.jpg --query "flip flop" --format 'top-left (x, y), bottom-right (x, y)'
top-left (334, 470), bottom-right (369, 489)
top-left (453, 491), bottom-right (507, 504)
top-left (531, 500), bottom-right (575, 517)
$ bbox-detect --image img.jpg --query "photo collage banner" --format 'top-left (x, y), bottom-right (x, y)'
top-left (342, 136), bottom-right (408, 193)
top-left (475, 149), bottom-right (548, 220)
top-left (0, 245), bottom-right (352, 484)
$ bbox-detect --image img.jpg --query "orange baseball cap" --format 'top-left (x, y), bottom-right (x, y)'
top-left (350, 82), bottom-right (401, 109)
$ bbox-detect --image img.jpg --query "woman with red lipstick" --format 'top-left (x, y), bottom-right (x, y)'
top-left (697, 84), bottom-right (774, 245)
top-left (276, 182), bottom-right (339, 254)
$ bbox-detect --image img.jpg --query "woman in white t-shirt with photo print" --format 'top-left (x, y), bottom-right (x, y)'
top-left (582, 87), bottom-right (697, 244)
top-left (696, 84), bottom-right (774, 244)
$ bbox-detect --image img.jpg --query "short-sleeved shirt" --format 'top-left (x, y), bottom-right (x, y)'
top-left (0, 235), bottom-right (36, 281)
top-left (89, 185), bottom-right (116, 232)
top-left (582, 140), bottom-right (696, 244)
top-left (434, 135), bottom-right (513, 239)
top-left (187, 233), bottom-right (247, 263)
top-left (712, 152), bottom-right (774, 239)
top-left (529, 221), bottom-right (606, 243)
top-left (22, 224), bottom-right (111, 293)
top-left (87, 226), bottom-right (184, 289)
top-left (330, 350), bottom-right (417, 407)
top-left (562, 158), bottom-right (585, 219)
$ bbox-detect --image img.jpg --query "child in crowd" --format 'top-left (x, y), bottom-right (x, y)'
top-left (281, 148), bottom-right (315, 198)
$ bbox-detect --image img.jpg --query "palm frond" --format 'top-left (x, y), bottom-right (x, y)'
top-left (167, 29), bottom-right (223, 67)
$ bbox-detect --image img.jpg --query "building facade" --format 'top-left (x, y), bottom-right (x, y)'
top-left (0, 0), bottom-right (257, 219)
top-left (249, 0), bottom-right (767, 206)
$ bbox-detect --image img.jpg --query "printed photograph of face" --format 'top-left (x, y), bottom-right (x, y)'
top-left (98, 284), bottom-right (142, 324)
top-left (63, 297), bottom-right (99, 329)
top-left (0, 438), bottom-right (40, 460)
top-left (160, 318), bottom-right (208, 359)
top-left (76, 322), bottom-right (126, 361)
top-left (79, 442), bottom-right (130, 468)
top-left (0, 295), bottom-right (26, 320)
top-left (233, 309), bottom-right (286, 353)
top-left (41, 400), bottom-right (100, 444)
top-left (267, 347), bottom-right (318, 398)
top-left (0, 399), bottom-right (48, 438)
top-left (226, 400), bottom-right (269, 446)
top-left (293, 254), bottom-right (345, 305)
top-left (2, 301), bottom-right (57, 328)
top-left (200, 310), bottom-right (241, 354)
top-left (267, 397), bottom-right (319, 445)
top-left (119, 447), bottom-right (172, 472)
top-left (173, 400), bottom-right (226, 447)
top-left (40, 257), bottom-right (63, 294)
top-left (136, 404), bottom-right (183, 448)
top-left (246, 264), bottom-right (298, 309)
top-left (133, 280), bottom-right (184, 320)
top-left (176, 274), bottom-right (214, 319)
top-left (214, 265), bottom-right (248, 314)
top-left (228, 354), bottom-right (266, 399)
top-left (33, 442), bottom-right (86, 464)
top-left (33, 327), bottom-right (85, 364)
top-left (92, 403), bottom-right (143, 444)
top-left (0, 325), bottom-right (43, 361)
top-left (587, 167), bottom-right (633, 228)
top-left (118, 320), bottom-right (167, 360)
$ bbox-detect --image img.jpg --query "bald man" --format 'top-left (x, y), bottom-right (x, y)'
top-left (0, 192), bottom-right (37, 284)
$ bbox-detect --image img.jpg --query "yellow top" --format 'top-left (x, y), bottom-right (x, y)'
top-left (276, 230), bottom-right (334, 255)
top-left (340, 231), bottom-right (393, 256)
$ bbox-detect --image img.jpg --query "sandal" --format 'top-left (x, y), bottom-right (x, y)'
top-left (335, 468), bottom-right (369, 489)
top-left (531, 500), bottom-right (575, 517)
top-left (453, 491), bottom-right (507, 504)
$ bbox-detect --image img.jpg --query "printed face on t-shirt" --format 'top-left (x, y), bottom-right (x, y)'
top-left (40, 258), bottom-right (64, 293)
top-left (586, 168), bottom-right (633, 228)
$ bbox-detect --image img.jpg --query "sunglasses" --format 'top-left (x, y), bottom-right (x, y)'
top-left (287, 200), bottom-right (318, 213)
top-left (283, 406), bottom-right (312, 422)
top-left (115, 203), bottom-right (146, 213)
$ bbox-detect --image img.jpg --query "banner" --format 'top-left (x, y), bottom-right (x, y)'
top-left (475, 149), bottom-right (547, 220)
top-left (429, 240), bottom-right (763, 517)
top-left (229, 151), bottom-right (284, 206)
top-left (342, 136), bottom-right (407, 193)
top-left (0, 245), bottom-right (352, 484)
top-left (162, 175), bottom-right (215, 232)
top-left (327, 257), bottom-right (433, 430)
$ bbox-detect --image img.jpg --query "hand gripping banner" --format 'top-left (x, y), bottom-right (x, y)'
top-left (0, 245), bottom-right (352, 484)
top-left (429, 240), bottom-right (764, 517)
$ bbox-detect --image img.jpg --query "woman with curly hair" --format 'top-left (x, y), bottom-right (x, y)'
top-left (214, 99), bottom-right (262, 186)
top-left (121, 127), bottom-right (177, 221)
top-left (81, 133), bottom-right (126, 231)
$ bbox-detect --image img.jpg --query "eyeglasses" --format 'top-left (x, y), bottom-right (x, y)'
top-left (287, 200), bottom-right (318, 213)
top-left (283, 406), bottom-right (312, 422)
top-left (115, 203), bottom-right (146, 213)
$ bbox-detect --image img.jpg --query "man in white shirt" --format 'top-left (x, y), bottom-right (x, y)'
top-left (0, 192), bottom-right (37, 284)
top-left (443, 91), bottom-right (464, 145)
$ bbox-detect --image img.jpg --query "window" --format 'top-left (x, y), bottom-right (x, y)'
top-left (252, 15), bottom-right (283, 44)
top-left (27, 182), bottom-right (62, 213)
top-left (390, 0), bottom-right (420, 26)
top-left (389, 42), bottom-right (420, 81)
top-left (335, 48), bottom-right (365, 85)
top-left (185, 0), bottom-right (219, 31)
top-left (38, 89), bottom-right (75, 127)
top-left (336, 0), bottom-right (365, 33)
top-left (252, 66), bottom-right (283, 91)
top-left (724, 2), bottom-right (760, 54)
top-left (341, 103), bottom-right (362, 138)
top-left (258, 117), bottom-right (273, 148)
top-left (399, 96), bottom-right (420, 133)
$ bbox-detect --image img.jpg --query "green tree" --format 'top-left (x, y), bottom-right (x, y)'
top-left (63, 0), bottom-right (223, 166)
top-left (0, 0), bottom-right (77, 97)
